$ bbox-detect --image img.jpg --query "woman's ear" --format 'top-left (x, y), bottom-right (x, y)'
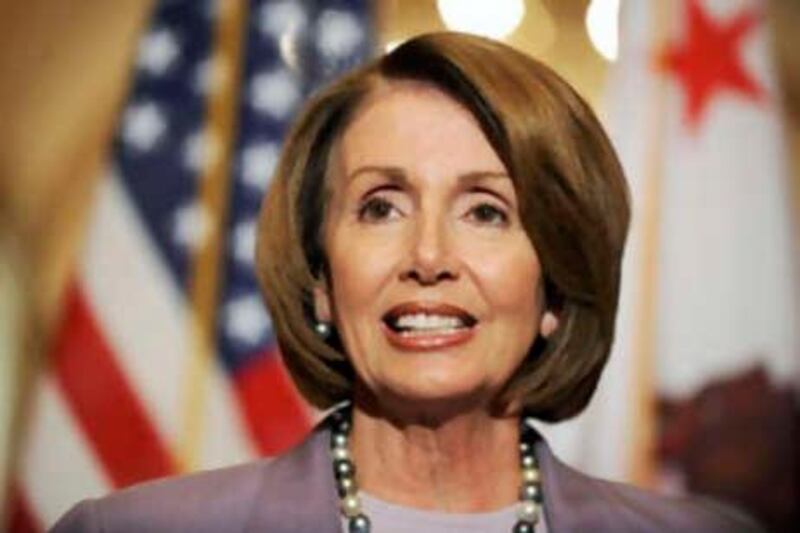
top-left (313, 283), bottom-right (332, 323)
top-left (539, 310), bottom-right (559, 339)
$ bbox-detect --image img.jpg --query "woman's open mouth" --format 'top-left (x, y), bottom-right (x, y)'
top-left (381, 302), bottom-right (478, 350)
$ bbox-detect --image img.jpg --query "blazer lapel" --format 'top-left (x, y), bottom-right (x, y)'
top-left (535, 431), bottom-right (608, 533)
top-left (242, 422), bottom-right (609, 532)
top-left (245, 429), bottom-right (342, 533)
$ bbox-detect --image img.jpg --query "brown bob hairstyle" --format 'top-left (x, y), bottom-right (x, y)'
top-left (256, 32), bottom-right (630, 422)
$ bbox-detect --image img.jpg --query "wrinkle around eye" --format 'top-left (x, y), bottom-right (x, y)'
top-left (356, 195), bottom-right (405, 223)
top-left (463, 202), bottom-right (511, 228)
top-left (463, 184), bottom-right (515, 210)
top-left (456, 187), bottom-right (516, 228)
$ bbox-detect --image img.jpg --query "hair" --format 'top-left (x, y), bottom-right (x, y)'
top-left (256, 32), bottom-right (630, 422)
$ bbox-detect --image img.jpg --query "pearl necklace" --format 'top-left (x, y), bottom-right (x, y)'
top-left (329, 407), bottom-right (543, 533)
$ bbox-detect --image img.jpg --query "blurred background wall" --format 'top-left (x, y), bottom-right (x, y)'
top-left (1, 0), bottom-right (797, 530)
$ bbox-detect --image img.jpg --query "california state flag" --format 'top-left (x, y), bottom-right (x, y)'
top-left (594, 0), bottom-right (798, 528)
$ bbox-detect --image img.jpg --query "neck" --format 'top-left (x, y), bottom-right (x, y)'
top-left (349, 403), bottom-right (521, 513)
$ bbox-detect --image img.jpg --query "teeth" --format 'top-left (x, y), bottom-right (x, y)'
top-left (395, 313), bottom-right (465, 331)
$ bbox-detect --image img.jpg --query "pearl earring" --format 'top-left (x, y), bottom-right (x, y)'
top-left (315, 321), bottom-right (332, 339)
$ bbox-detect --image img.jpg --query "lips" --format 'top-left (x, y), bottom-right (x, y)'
top-left (381, 302), bottom-right (478, 351)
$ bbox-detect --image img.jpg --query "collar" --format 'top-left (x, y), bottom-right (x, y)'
top-left (242, 420), bottom-right (602, 533)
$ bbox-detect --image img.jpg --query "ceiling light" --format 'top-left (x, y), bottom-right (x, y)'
top-left (436, 0), bottom-right (525, 40)
top-left (586, 0), bottom-right (621, 61)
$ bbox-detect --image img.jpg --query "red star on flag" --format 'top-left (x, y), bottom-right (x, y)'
top-left (660, 0), bottom-right (764, 128)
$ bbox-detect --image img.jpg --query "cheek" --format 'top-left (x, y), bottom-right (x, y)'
top-left (326, 229), bottom-right (403, 316)
top-left (465, 238), bottom-right (544, 318)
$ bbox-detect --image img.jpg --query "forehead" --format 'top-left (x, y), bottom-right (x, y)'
top-left (331, 80), bottom-right (506, 180)
top-left (347, 80), bottom-right (470, 131)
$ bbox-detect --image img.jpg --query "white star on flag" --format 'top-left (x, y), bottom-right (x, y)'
top-left (249, 68), bottom-right (301, 119)
top-left (121, 102), bottom-right (167, 152)
top-left (258, 0), bottom-right (308, 39)
top-left (232, 219), bottom-right (257, 266)
top-left (183, 130), bottom-right (221, 173)
top-left (137, 28), bottom-right (180, 76)
top-left (225, 294), bottom-right (272, 346)
top-left (241, 141), bottom-right (280, 191)
top-left (192, 56), bottom-right (229, 96)
top-left (171, 201), bottom-right (211, 250)
top-left (316, 9), bottom-right (364, 59)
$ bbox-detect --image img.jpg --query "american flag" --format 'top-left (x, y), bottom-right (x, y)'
top-left (9, 0), bottom-right (371, 530)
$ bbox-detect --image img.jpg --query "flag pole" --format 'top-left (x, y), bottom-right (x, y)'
top-left (180, 0), bottom-right (247, 471)
top-left (627, 0), bottom-right (673, 488)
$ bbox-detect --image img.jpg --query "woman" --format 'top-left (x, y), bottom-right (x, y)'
top-left (53, 32), bottom-right (758, 532)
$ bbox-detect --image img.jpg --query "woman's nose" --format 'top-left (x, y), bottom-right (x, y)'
top-left (399, 213), bottom-right (459, 285)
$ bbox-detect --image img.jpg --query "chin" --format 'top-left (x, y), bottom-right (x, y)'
top-left (369, 374), bottom-right (497, 421)
top-left (398, 359), bottom-right (482, 391)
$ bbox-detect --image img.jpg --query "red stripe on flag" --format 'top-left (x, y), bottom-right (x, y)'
top-left (52, 281), bottom-right (177, 487)
top-left (6, 483), bottom-right (42, 533)
top-left (232, 349), bottom-right (311, 455)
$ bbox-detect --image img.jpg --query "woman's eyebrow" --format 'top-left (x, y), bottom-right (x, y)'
top-left (345, 165), bottom-right (407, 185)
top-left (345, 167), bottom-right (507, 184)
top-left (457, 171), bottom-right (510, 186)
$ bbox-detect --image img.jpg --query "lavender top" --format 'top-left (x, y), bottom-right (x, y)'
top-left (339, 492), bottom-right (550, 533)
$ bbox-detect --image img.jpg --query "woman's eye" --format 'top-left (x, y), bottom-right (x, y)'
top-left (357, 196), bottom-right (399, 222)
top-left (467, 203), bottom-right (509, 226)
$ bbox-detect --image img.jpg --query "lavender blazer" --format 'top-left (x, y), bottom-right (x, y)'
top-left (52, 427), bottom-right (760, 532)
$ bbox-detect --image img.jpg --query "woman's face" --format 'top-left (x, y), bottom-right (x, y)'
top-left (317, 82), bottom-right (555, 414)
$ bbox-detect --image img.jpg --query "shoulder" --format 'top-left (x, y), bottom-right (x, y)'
top-left (51, 429), bottom-right (339, 533)
top-left (51, 460), bottom-right (270, 533)
top-left (536, 439), bottom-right (762, 532)
top-left (567, 472), bottom-right (760, 532)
